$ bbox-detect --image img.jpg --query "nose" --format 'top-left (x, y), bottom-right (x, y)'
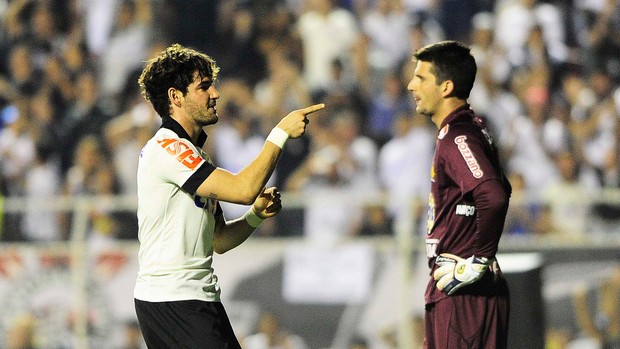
top-left (210, 86), bottom-right (220, 99)
top-left (407, 78), bottom-right (415, 92)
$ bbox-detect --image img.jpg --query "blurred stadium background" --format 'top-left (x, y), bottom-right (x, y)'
top-left (1, 0), bottom-right (620, 348)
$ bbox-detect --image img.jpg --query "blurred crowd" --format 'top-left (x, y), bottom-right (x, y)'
top-left (1, 0), bottom-right (620, 243)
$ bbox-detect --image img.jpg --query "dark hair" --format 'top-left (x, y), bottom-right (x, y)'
top-left (413, 40), bottom-right (476, 99)
top-left (138, 43), bottom-right (220, 118)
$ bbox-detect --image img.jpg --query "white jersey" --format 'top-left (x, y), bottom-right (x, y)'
top-left (134, 117), bottom-right (222, 302)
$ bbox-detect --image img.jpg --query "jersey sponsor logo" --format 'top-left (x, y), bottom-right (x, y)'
top-left (455, 204), bottom-right (475, 216)
top-left (481, 127), bottom-right (494, 146)
top-left (194, 195), bottom-right (218, 214)
top-left (454, 135), bottom-right (483, 178)
top-left (157, 138), bottom-right (204, 170)
top-left (425, 238), bottom-right (439, 258)
top-left (427, 193), bottom-right (436, 235)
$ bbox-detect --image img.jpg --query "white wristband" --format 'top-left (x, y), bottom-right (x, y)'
top-left (244, 208), bottom-right (264, 228)
top-left (266, 127), bottom-right (289, 149)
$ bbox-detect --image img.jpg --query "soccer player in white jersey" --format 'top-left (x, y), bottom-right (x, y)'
top-left (134, 43), bottom-right (324, 348)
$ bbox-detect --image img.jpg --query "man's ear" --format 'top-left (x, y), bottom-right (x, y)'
top-left (168, 88), bottom-right (182, 107)
top-left (441, 80), bottom-right (455, 98)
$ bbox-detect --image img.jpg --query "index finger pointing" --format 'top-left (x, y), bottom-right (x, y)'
top-left (300, 103), bottom-right (325, 116)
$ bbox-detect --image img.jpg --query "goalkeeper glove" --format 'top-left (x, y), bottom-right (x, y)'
top-left (433, 253), bottom-right (493, 295)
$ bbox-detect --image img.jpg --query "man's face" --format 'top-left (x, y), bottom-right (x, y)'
top-left (407, 60), bottom-right (442, 118)
top-left (184, 73), bottom-right (220, 126)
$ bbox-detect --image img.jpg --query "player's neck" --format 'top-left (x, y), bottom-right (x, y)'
top-left (432, 99), bottom-right (468, 129)
top-left (173, 114), bottom-right (202, 144)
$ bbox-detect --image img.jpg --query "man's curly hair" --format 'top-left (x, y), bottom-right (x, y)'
top-left (138, 43), bottom-right (220, 118)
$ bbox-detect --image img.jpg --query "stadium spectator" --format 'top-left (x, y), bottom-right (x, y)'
top-left (286, 109), bottom-right (379, 242)
top-left (61, 135), bottom-right (109, 195)
top-left (574, 69), bottom-right (618, 186)
top-left (295, 0), bottom-right (359, 99)
top-left (406, 11), bottom-right (445, 64)
top-left (98, 0), bottom-right (153, 112)
top-left (360, 0), bottom-right (411, 95)
top-left (0, 0), bottom-right (615, 245)
top-left (29, 87), bottom-right (61, 168)
top-left (503, 173), bottom-right (536, 235)
top-left (493, 0), bottom-right (567, 71)
top-left (468, 11), bottom-right (512, 120)
top-left (57, 69), bottom-right (111, 174)
top-left (0, 98), bottom-right (34, 197)
top-left (241, 311), bottom-right (308, 349)
top-left (321, 57), bottom-right (368, 122)
top-left (499, 68), bottom-right (559, 192)
top-left (27, 1), bottom-right (66, 67)
top-left (434, 0), bottom-right (483, 43)
top-left (569, 0), bottom-right (620, 81)
top-left (103, 71), bottom-right (160, 197)
top-left (541, 150), bottom-right (596, 239)
top-left (366, 72), bottom-right (412, 146)
top-left (21, 143), bottom-right (61, 242)
top-left (571, 267), bottom-right (620, 349)
top-left (4, 43), bottom-right (41, 97)
top-left (377, 111), bottom-right (434, 232)
top-left (254, 48), bottom-right (313, 131)
top-left (86, 163), bottom-right (125, 251)
top-left (61, 135), bottom-right (110, 239)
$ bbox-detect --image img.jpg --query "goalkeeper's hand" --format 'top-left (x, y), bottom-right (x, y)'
top-left (433, 253), bottom-right (493, 295)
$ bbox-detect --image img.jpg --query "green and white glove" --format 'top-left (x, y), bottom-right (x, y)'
top-left (433, 253), bottom-right (493, 295)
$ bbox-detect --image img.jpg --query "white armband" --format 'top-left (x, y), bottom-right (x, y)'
top-left (243, 208), bottom-right (264, 228)
top-left (266, 127), bottom-right (289, 149)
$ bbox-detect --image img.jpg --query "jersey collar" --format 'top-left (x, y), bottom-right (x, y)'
top-left (439, 104), bottom-right (473, 129)
top-left (160, 116), bottom-right (208, 148)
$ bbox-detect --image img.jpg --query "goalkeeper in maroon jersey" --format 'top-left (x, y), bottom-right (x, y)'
top-left (408, 41), bottom-right (512, 349)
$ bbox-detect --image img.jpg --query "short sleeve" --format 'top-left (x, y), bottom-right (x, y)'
top-left (147, 135), bottom-right (216, 195)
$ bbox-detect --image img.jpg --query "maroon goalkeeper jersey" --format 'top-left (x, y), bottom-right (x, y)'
top-left (424, 106), bottom-right (511, 304)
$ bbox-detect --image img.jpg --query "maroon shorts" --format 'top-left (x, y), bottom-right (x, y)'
top-left (424, 293), bottom-right (509, 349)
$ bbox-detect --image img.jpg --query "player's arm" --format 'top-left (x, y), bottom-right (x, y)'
top-left (213, 187), bottom-right (281, 254)
top-left (434, 178), bottom-right (509, 295)
top-left (196, 104), bottom-right (324, 205)
top-left (471, 178), bottom-right (510, 257)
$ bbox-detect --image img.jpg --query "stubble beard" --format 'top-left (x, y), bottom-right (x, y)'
top-left (416, 104), bottom-right (433, 119)
top-left (188, 102), bottom-right (218, 126)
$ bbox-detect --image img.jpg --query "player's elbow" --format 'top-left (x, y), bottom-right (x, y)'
top-left (199, 169), bottom-right (260, 205)
top-left (214, 184), bottom-right (257, 205)
top-left (475, 179), bottom-right (510, 210)
top-left (491, 187), bottom-right (510, 209)
top-left (213, 245), bottom-right (230, 254)
top-left (212, 239), bottom-right (232, 254)
top-left (235, 187), bottom-right (258, 205)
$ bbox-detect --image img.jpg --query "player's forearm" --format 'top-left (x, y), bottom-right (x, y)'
top-left (230, 128), bottom-right (290, 203)
top-left (213, 217), bottom-right (257, 254)
top-left (196, 142), bottom-right (282, 205)
top-left (233, 142), bottom-right (283, 204)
